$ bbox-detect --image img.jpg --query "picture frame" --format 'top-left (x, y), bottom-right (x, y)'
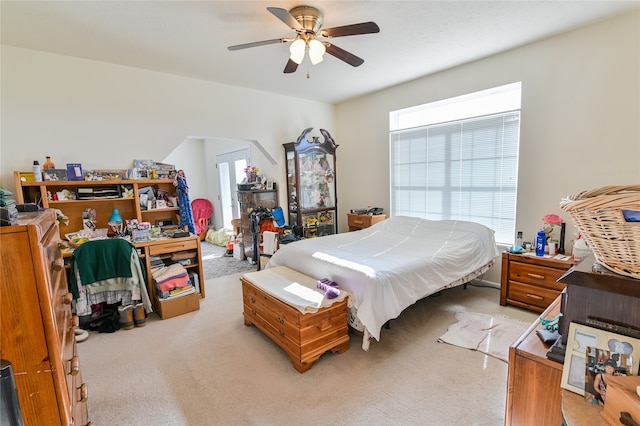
top-left (66, 163), bottom-right (84, 181)
top-left (84, 169), bottom-right (126, 181)
top-left (43, 169), bottom-right (67, 181)
top-left (266, 179), bottom-right (274, 190)
top-left (561, 321), bottom-right (640, 398)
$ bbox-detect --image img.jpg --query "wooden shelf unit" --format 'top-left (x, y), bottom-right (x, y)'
top-left (14, 171), bottom-right (180, 239)
top-left (237, 189), bottom-right (278, 258)
top-left (15, 171), bottom-right (206, 315)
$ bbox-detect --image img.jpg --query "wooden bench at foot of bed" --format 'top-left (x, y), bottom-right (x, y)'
top-left (240, 267), bottom-right (350, 372)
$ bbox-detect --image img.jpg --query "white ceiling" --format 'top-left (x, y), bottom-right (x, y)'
top-left (2, 1), bottom-right (638, 104)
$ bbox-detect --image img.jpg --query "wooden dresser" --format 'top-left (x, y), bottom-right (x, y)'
top-left (346, 213), bottom-right (386, 231)
top-left (500, 252), bottom-right (573, 312)
top-left (0, 210), bottom-right (90, 425)
top-left (505, 296), bottom-right (563, 425)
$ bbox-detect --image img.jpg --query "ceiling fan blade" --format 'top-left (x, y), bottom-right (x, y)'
top-left (320, 22), bottom-right (380, 38)
top-left (227, 38), bottom-right (291, 51)
top-left (283, 58), bottom-right (299, 74)
top-left (267, 7), bottom-right (303, 31)
top-left (324, 43), bottom-right (365, 67)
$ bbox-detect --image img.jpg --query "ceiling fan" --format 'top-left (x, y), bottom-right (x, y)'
top-left (227, 5), bottom-right (380, 74)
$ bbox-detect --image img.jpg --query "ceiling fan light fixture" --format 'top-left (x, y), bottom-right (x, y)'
top-left (308, 39), bottom-right (326, 65)
top-left (289, 39), bottom-right (306, 64)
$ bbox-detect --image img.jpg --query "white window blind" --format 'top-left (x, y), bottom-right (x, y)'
top-left (389, 83), bottom-right (521, 245)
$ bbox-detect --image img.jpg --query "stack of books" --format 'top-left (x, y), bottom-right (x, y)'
top-left (159, 284), bottom-right (195, 299)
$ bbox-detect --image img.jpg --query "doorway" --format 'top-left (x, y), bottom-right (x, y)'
top-left (216, 149), bottom-right (250, 230)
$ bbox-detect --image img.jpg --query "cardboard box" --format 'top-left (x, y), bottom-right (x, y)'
top-left (155, 291), bottom-right (200, 319)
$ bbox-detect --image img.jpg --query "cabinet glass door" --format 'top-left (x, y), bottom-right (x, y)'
top-left (298, 149), bottom-right (335, 210)
top-left (286, 149), bottom-right (298, 226)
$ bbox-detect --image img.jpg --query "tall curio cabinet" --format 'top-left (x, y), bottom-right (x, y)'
top-left (283, 128), bottom-right (338, 238)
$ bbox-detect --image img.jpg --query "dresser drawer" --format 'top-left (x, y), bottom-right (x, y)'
top-left (347, 213), bottom-right (386, 231)
top-left (509, 261), bottom-right (566, 291)
top-left (506, 281), bottom-right (562, 310)
top-left (244, 304), bottom-right (302, 356)
top-left (242, 284), bottom-right (302, 341)
top-left (148, 238), bottom-right (198, 255)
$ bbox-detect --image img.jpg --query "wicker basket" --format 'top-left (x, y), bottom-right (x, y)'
top-left (560, 185), bottom-right (640, 279)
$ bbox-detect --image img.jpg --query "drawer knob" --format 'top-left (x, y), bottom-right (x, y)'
top-left (79, 383), bottom-right (88, 403)
top-left (279, 330), bottom-right (285, 337)
top-left (277, 316), bottom-right (285, 324)
top-left (527, 273), bottom-right (545, 280)
top-left (251, 309), bottom-right (256, 315)
top-left (72, 315), bottom-right (79, 330)
top-left (70, 356), bottom-right (80, 376)
top-left (250, 297), bottom-right (256, 304)
top-left (63, 293), bottom-right (73, 305)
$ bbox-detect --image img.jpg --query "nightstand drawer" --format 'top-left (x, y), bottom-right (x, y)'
top-left (347, 213), bottom-right (386, 231)
top-left (506, 281), bottom-right (561, 310)
top-left (509, 262), bottom-right (566, 291)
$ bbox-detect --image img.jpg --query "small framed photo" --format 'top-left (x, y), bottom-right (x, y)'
top-left (43, 169), bottom-right (67, 181)
top-left (561, 321), bottom-right (640, 400)
top-left (66, 163), bottom-right (84, 181)
top-left (266, 180), bottom-right (274, 190)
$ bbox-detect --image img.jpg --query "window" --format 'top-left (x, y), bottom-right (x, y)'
top-left (389, 82), bottom-right (521, 245)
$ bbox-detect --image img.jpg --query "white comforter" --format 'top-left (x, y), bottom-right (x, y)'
top-left (266, 216), bottom-right (499, 345)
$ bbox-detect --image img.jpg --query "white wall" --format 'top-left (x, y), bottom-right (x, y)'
top-left (0, 46), bottom-right (335, 221)
top-left (335, 9), bottom-right (640, 284)
top-left (2, 10), bottom-right (639, 286)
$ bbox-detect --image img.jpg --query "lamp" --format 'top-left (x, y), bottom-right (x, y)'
top-left (289, 37), bottom-right (326, 65)
top-left (108, 208), bottom-right (125, 237)
top-left (308, 39), bottom-right (325, 65)
top-left (289, 39), bottom-right (306, 64)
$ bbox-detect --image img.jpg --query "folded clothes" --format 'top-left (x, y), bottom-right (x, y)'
top-left (152, 263), bottom-right (188, 284)
top-left (155, 275), bottom-right (190, 292)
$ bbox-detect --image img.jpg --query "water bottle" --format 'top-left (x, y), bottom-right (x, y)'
top-left (32, 160), bottom-right (42, 182)
top-left (535, 230), bottom-right (546, 256)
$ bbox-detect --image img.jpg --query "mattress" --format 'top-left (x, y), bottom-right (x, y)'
top-left (266, 216), bottom-right (499, 348)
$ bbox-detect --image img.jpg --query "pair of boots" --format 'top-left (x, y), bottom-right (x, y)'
top-left (118, 303), bottom-right (145, 330)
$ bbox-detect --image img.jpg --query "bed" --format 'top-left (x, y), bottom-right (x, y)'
top-left (266, 216), bottom-right (499, 350)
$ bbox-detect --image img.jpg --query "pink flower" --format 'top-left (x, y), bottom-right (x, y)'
top-left (542, 214), bottom-right (564, 242)
top-left (542, 214), bottom-right (563, 225)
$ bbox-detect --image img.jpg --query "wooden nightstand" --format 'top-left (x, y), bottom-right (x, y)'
top-left (347, 213), bottom-right (386, 231)
top-left (500, 251), bottom-right (574, 312)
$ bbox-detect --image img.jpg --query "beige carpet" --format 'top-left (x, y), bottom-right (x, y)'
top-left (437, 311), bottom-right (531, 362)
top-left (77, 274), bottom-right (537, 425)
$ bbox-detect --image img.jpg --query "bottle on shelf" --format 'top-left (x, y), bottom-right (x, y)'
top-left (43, 156), bottom-right (55, 169)
top-left (535, 230), bottom-right (546, 256)
top-left (32, 160), bottom-right (42, 182)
